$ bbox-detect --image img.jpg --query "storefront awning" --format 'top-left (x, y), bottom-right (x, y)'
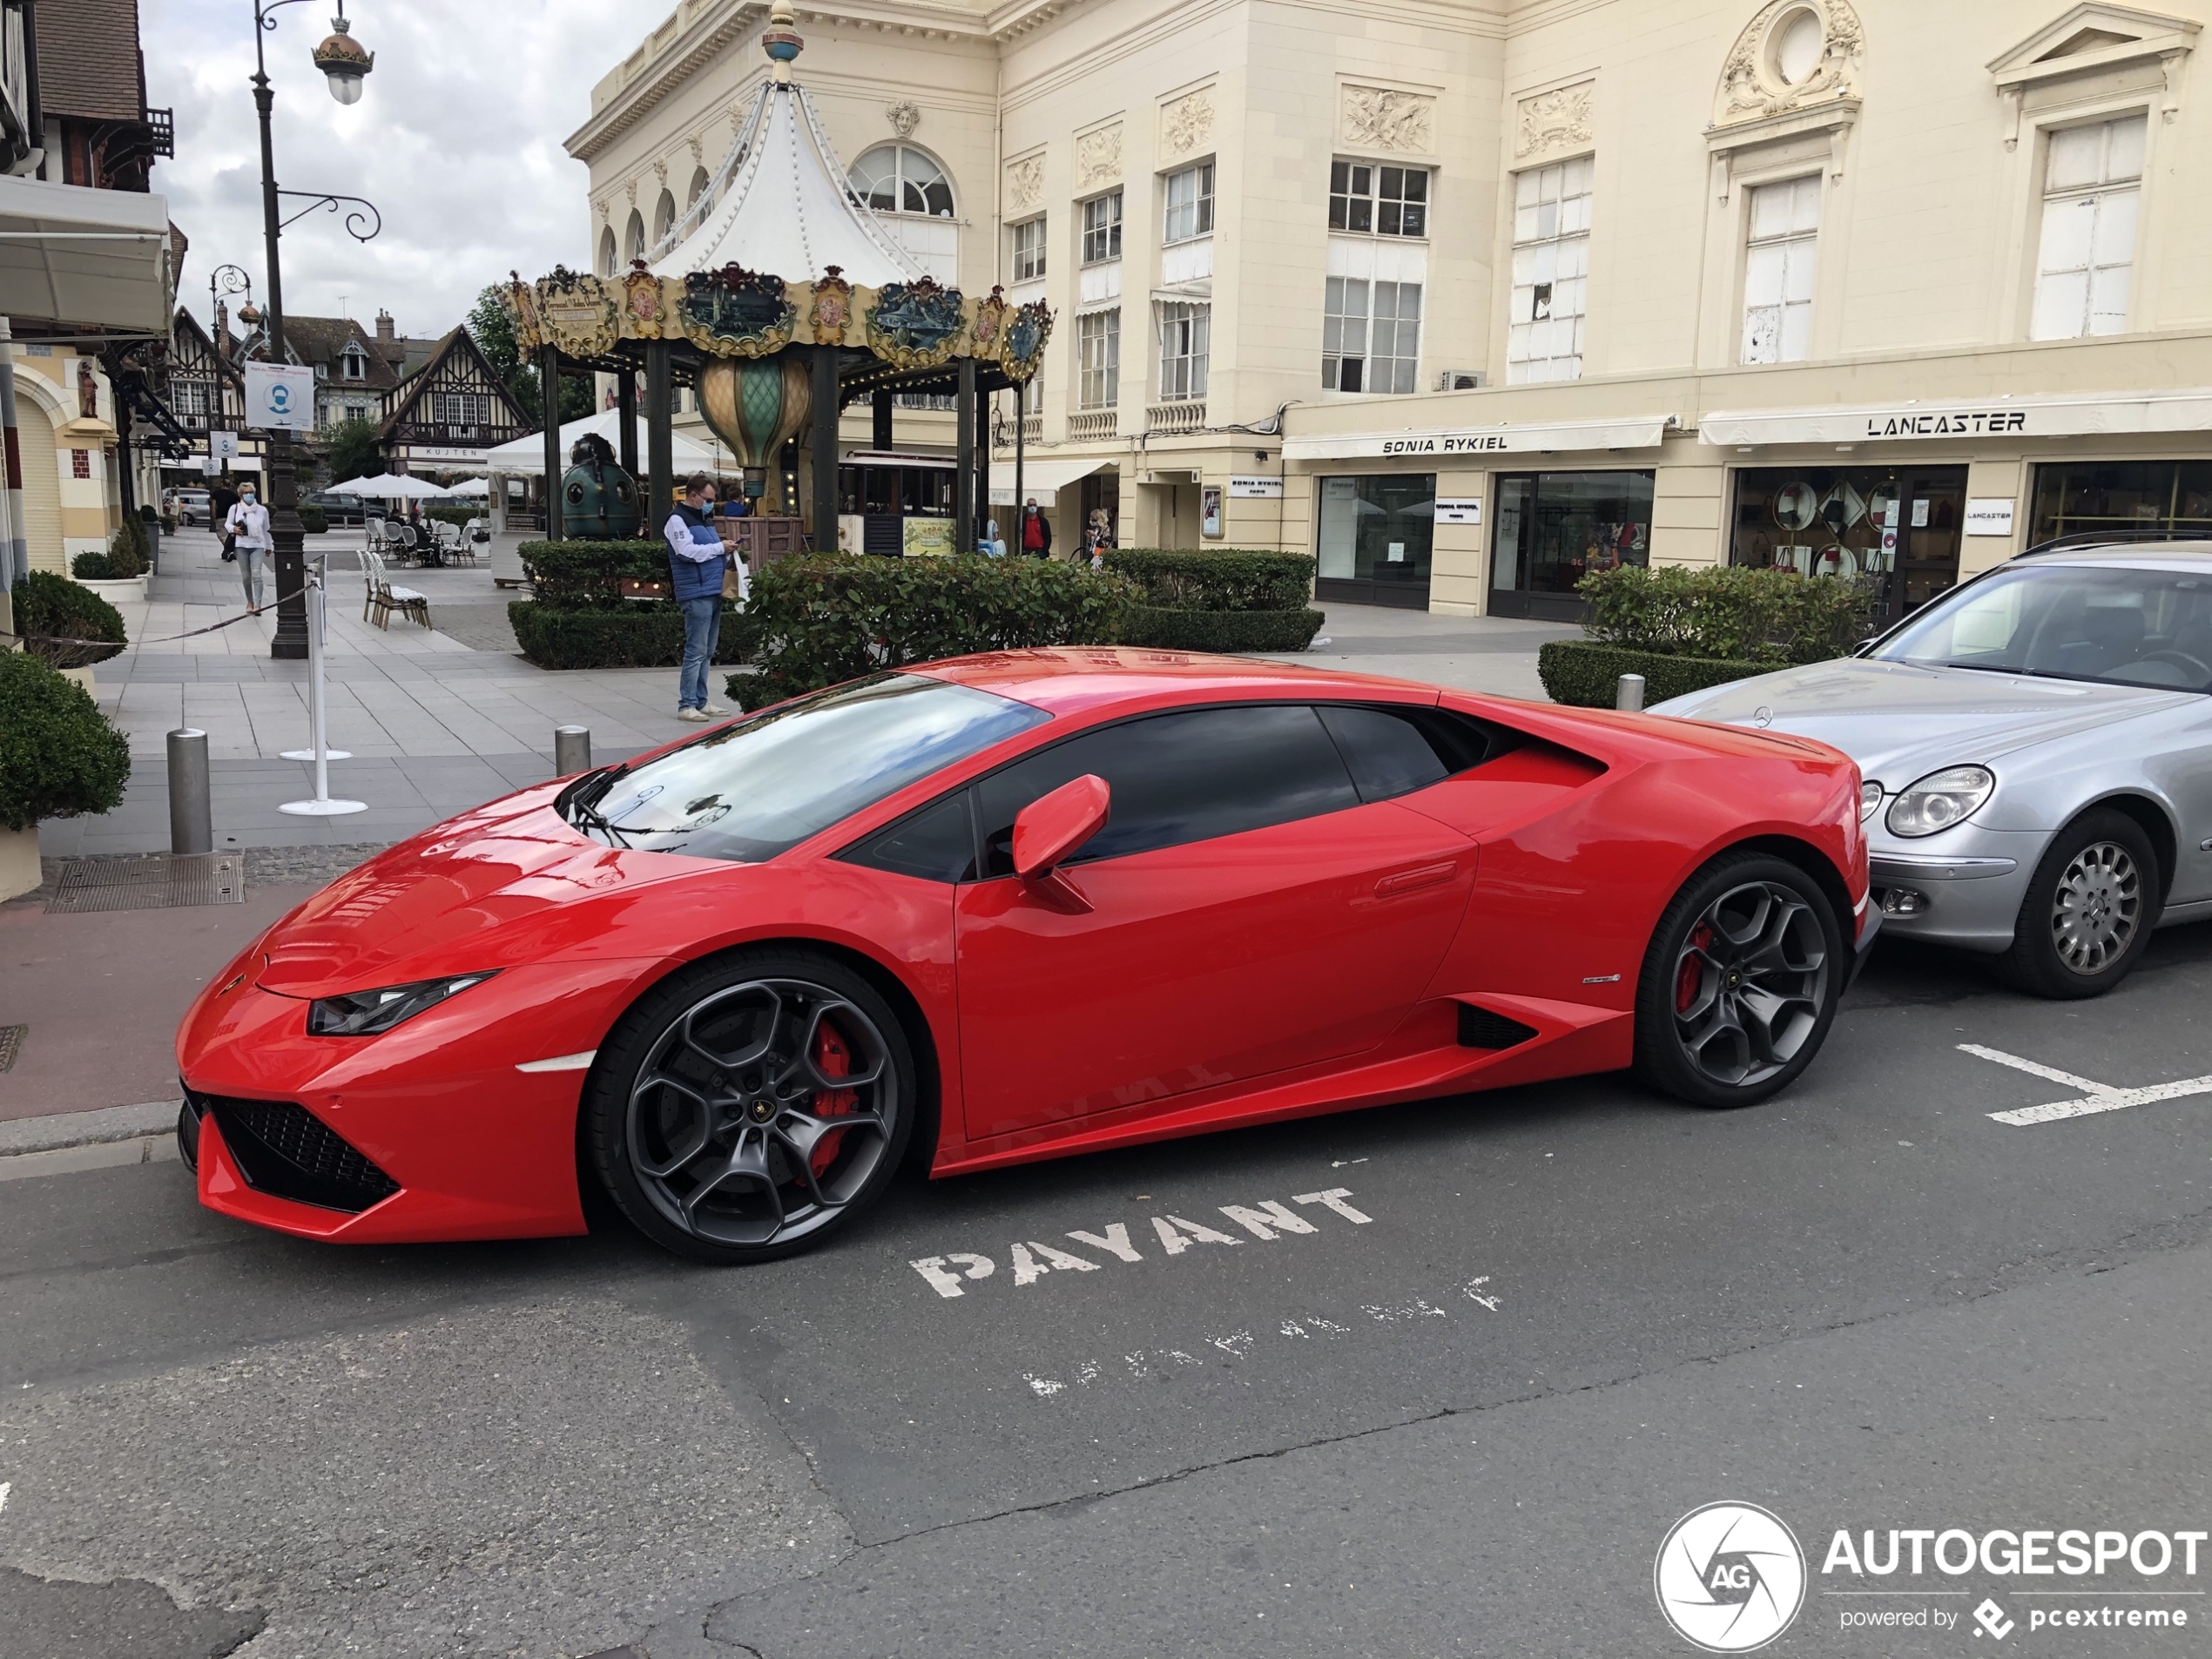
top-left (1700, 388), bottom-right (2212, 447)
top-left (989, 455), bottom-right (1109, 504)
top-left (1283, 413), bottom-right (1676, 462)
top-left (0, 176), bottom-right (172, 333)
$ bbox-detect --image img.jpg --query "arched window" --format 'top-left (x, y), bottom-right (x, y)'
top-left (598, 226), bottom-right (617, 277)
top-left (625, 209), bottom-right (645, 264)
top-left (848, 144), bottom-right (955, 218)
top-left (652, 188), bottom-right (676, 246)
top-left (688, 166), bottom-right (711, 211)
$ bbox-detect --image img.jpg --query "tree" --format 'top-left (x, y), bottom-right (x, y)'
top-left (468, 283), bottom-right (597, 429)
top-left (324, 415), bottom-right (382, 484)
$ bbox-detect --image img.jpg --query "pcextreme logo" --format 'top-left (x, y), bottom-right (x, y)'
top-left (1656, 1502), bottom-right (1808, 1652)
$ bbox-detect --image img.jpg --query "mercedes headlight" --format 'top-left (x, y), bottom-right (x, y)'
top-left (1859, 780), bottom-right (1885, 823)
top-left (1885, 765), bottom-right (1994, 838)
top-left (308, 973), bottom-right (496, 1036)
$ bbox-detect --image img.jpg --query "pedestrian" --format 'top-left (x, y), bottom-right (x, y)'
top-left (981, 517), bottom-right (1008, 557)
top-left (1085, 507), bottom-right (1112, 571)
top-left (664, 473), bottom-right (730, 724)
top-left (210, 474), bottom-right (239, 561)
top-left (1019, 498), bottom-right (1051, 558)
top-left (225, 482), bottom-right (272, 610)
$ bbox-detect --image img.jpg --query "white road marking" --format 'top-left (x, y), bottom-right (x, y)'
top-left (1959, 1044), bottom-right (2212, 1126)
top-left (1151, 1214), bottom-right (1242, 1255)
top-left (1293, 1188), bottom-right (1373, 1224)
top-left (0, 1480), bottom-right (10, 1516)
top-left (1010, 1241), bottom-right (1100, 1285)
top-left (1067, 1223), bottom-right (1144, 1263)
top-left (514, 1049), bottom-right (596, 1074)
top-left (1220, 1200), bottom-right (1318, 1240)
top-left (1463, 1277), bottom-right (1501, 1311)
top-left (907, 1251), bottom-right (996, 1299)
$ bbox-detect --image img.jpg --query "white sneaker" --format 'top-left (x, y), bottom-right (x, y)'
top-left (702, 703), bottom-right (731, 716)
top-left (676, 707), bottom-right (711, 723)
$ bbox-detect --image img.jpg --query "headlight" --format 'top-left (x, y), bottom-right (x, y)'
top-left (1885, 765), bottom-right (1994, 838)
top-left (307, 973), bottom-right (496, 1036)
top-left (1859, 780), bottom-right (1885, 823)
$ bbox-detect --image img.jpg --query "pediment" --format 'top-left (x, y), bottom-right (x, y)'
top-left (1987, 3), bottom-right (2199, 87)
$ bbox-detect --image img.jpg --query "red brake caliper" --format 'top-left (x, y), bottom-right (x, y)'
top-left (809, 1017), bottom-right (859, 1178)
top-left (1676, 923), bottom-right (1712, 1014)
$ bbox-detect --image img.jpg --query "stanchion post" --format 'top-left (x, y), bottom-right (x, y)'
top-left (166, 728), bottom-right (212, 854)
top-left (1615, 672), bottom-right (1647, 713)
top-left (555, 725), bottom-right (591, 776)
top-left (280, 557), bottom-right (366, 817)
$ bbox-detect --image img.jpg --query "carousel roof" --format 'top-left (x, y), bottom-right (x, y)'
top-left (648, 2), bottom-right (922, 290)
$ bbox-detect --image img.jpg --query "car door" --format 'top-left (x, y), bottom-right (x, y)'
top-left (952, 702), bottom-right (1476, 1144)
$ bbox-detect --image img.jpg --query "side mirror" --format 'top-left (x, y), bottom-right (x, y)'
top-left (1012, 773), bottom-right (1109, 912)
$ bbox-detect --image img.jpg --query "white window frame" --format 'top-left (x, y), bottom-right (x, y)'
top-left (848, 144), bottom-right (957, 219)
top-left (1163, 162), bottom-right (1215, 246)
top-left (1157, 300), bottom-right (1210, 401)
top-left (1506, 156), bottom-right (1591, 385)
top-left (1740, 173), bottom-right (1821, 365)
top-left (1078, 309), bottom-right (1120, 408)
top-left (1320, 277), bottom-right (1420, 395)
top-left (1082, 192), bottom-right (1123, 266)
top-left (1329, 160), bottom-right (1430, 239)
top-left (2029, 113), bottom-right (2146, 341)
top-left (1010, 215), bottom-right (1047, 283)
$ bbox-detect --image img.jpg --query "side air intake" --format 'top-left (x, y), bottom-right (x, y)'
top-left (1457, 1004), bottom-right (1540, 1050)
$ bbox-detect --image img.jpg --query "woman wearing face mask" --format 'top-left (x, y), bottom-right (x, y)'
top-left (225, 485), bottom-right (273, 610)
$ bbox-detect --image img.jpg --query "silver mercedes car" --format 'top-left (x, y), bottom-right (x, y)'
top-left (1654, 540), bottom-right (2212, 999)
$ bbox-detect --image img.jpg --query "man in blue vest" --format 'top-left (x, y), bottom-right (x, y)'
top-left (664, 474), bottom-right (729, 723)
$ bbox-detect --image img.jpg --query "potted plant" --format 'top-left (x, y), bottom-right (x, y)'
top-left (71, 520), bottom-right (151, 604)
top-left (0, 651), bottom-right (131, 901)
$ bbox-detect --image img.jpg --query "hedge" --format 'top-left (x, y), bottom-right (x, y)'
top-left (1579, 563), bottom-right (1870, 664)
top-left (509, 601), bottom-right (752, 670)
top-left (425, 504), bottom-right (477, 527)
top-left (1102, 548), bottom-right (1315, 612)
top-left (729, 554), bottom-right (1138, 711)
top-left (1119, 605), bottom-right (1327, 653)
top-left (0, 651), bottom-right (131, 829)
top-left (517, 540), bottom-right (669, 610)
top-left (1538, 640), bottom-right (1779, 708)
top-left (73, 520), bottom-right (149, 582)
top-left (296, 503), bottom-right (328, 536)
top-left (11, 570), bottom-right (127, 669)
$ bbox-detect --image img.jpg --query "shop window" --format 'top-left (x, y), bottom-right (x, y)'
top-left (1157, 302), bottom-right (1210, 401)
top-left (1322, 278), bottom-right (1421, 395)
top-left (1507, 157), bottom-right (1591, 385)
top-left (1490, 471), bottom-right (1652, 620)
top-left (849, 145), bottom-right (956, 218)
top-left (1329, 162), bottom-right (1427, 238)
top-left (1316, 474), bottom-right (1434, 607)
top-left (1163, 163), bottom-right (1214, 246)
top-left (1078, 310), bottom-right (1120, 408)
top-left (1082, 192), bottom-right (1123, 265)
top-left (2030, 115), bottom-right (2145, 341)
top-left (1741, 175), bottom-right (1819, 364)
top-left (1730, 466), bottom-right (1966, 629)
top-left (2029, 461), bottom-right (2212, 546)
top-left (1010, 216), bottom-right (1046, 283)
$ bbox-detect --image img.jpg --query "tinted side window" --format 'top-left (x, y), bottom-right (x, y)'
top-left (841, 790), bottom-right (978, 884)
top-left (976, 705), bottom-right (1359, 876)
top-left (1316, 705), bottom-right (1498, 802)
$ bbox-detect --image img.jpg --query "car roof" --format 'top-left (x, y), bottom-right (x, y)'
top-left (915, 647), bottom-right (1440, 718)
top-left (2017, 540), bottom-right (2212, 571)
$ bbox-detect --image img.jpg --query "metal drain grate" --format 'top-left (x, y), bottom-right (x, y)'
top-left (48, 853), bottom-right (246, 914)
top-left (0, 1024), bottom-right (22, 1072)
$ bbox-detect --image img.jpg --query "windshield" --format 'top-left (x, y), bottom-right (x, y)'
top-left (1872, 563), bottom-right (2212, 692)
top-left (570, 673), bottom-right (1048, 862)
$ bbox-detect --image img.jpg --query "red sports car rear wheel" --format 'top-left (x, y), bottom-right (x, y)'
top-left (587, 949), bottom-right (916, 1263)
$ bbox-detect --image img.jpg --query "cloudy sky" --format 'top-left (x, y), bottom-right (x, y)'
top-left (144, 0), bottom-right (607, 338)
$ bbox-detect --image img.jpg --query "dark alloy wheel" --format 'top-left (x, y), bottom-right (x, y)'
top-left (2000, 808), bottom-right (2161, 1000)
top-left (587, 950), bottom-right (916, 1264)
top-left (1634, 852), bottom-right (1843, 1109)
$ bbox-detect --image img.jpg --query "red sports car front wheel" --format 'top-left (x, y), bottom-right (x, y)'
top-left (586, 948), bottom-right (917, 1264)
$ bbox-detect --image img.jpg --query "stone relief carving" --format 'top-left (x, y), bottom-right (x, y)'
top-left (652, 158), bottom-right (667, 186)
top-left (1341, 85), bottom-right (1435, 153)
top-left (688, 134), bottom-right (704, 165)
top-left (1162, 89), bottom-right (1215, 157)
top-left (886, 99), bottom-right (921, 138)
top-left (1713, 0), bottom-right (1865, 128)
top-left (1515, 80), bottom-right (1595, 158)
top-left (1007, 154), bottom-right (1045, 214)
top-left (1076, 122), bottom-right (1123, 186)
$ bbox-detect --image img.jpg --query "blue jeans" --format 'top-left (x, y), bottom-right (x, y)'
top-left (678, 597), bottom-right (721, 710)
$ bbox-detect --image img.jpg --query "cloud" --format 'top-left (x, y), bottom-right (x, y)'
top-left (145, 0), bottom-right (606, 335)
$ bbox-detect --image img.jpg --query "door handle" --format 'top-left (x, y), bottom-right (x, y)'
top-left (1375, 861), bottom-right (1457, 898)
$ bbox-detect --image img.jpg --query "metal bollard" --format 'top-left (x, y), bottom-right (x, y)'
top-left (167, 728), bottom-right (213, 854)
top-left (554, 725), bottom-right (592, 776)
top-left (1615, 672), bottom-right (1647, 713)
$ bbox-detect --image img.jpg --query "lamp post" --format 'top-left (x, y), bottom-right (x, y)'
top-left (248, 0), bottom-right (378, 659)
top-left (206, 265), bottom-right (252, 485)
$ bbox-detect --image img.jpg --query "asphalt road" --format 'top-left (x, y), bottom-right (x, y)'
top-left (3, 924), bottom-right (2210, 1659)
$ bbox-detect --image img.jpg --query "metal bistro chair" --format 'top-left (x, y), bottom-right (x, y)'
top-left (362, 549), bottom-right (431, 631)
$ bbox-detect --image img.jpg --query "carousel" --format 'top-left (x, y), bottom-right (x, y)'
top-left (501, 0), bottom-right (1049, 555)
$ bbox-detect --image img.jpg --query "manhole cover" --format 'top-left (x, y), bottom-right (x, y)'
top-left (0, 1024), bottom-right (22, 1072)
top-left (48, 853), bottom-right (246, 914)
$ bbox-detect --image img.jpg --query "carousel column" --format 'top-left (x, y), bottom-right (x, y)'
top-left (955, 357), bottom-right (976, 553)
top-left (872, 387), bottom-right (893, 451)
top-left (617, 362), bottom-right (639, 478)
top-left (811, 345), bottom-right (838, 551)
top-left (538, 344), bottom-right (563, 532)
top-left (644, 340), bottom-right (673, 525)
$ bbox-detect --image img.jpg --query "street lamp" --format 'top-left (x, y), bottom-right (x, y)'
top-left (249, 0), bottom-right (380, 659)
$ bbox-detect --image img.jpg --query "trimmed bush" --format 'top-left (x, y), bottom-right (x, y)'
top-left (1579, 563), bottom-right (1870, 664)
top-left (297, 503), bottom-right (328, 536)
top-left (1539, 640), bottom-right (1779, 709)
top-left (728, 554), bottom-right (1138, 711)
top-left (425, 504), bottom-right (477, 527)
top-left (74, 521), bottom-right (148, 582)
top-left (14, 570), bottom-right (126, 650)
top-left (0, 651), bottom-right (131, 829)
top-left (509, 601), bottom-right (751, 670)
top-left (518, 539), bottom-right (669, 610)
top-left (1103, 548), bottom-right (1315, 611)
top-left (1120, 605), bottom-right (1327, 653)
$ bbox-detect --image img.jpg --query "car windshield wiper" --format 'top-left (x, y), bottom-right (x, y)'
top-left (565, 770), bottom-right (632, 847)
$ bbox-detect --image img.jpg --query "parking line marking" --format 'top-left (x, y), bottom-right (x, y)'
top-left (1957, 1044), bottom-right (2117, 1097)
top-left (1958, 1044), bottom-right (2212, 1126)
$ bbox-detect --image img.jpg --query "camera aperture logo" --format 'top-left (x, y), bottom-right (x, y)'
top-left (1656, 1502), bottom-right (1808, 1652)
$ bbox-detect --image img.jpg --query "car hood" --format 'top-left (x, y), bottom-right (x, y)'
top-left (253, 790), bottom-right (714, 998)
top-left (1653, 658), bottom-right (2192, 784)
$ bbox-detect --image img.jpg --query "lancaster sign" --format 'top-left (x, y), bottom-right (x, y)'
top-left (1702, 388), bottom-right (2212, 448)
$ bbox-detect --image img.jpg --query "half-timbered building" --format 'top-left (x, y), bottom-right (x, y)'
top-left (376, 327), bottom-right (530, 475)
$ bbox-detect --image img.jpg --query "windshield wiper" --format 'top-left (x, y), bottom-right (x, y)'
top-left (564, 772), bottom-right (632, 847)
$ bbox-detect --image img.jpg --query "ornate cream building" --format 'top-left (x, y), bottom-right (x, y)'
top-left (570, 0), bottom-right (2212, 624)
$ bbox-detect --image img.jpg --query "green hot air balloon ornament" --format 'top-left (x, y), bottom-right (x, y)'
top-left (696, 355), bottom-right (812, 513)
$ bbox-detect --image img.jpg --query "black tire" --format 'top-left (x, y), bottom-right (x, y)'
top-left (1633, 851), bottom-right (1844, 1109)
top-left (585, 948), bottom-right (918, 1264)
top-left (1999, 808), bottom-right (2160, 1000)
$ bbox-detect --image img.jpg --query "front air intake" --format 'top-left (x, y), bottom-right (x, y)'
top-left (1457, 1004), bottom-right (1540, 1050)
top-left (192, 1090), bottom-right (400, 1213)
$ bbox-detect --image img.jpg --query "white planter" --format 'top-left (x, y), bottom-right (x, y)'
top-left (0, 822), bottom-right (39, 903)
top-left (60, 665), bottom-right (95, 695)
top-left (77, 574), bottom-right (148, 604)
